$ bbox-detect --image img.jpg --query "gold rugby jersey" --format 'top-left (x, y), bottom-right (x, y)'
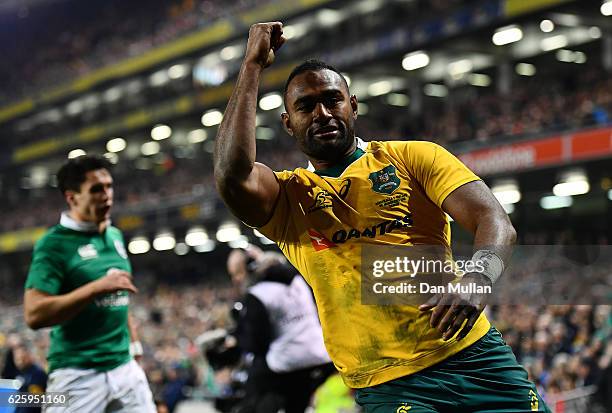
top-left (259, 140), bottom-right (491, 388)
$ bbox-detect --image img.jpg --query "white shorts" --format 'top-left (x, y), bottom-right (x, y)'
top-left (44, 359), bottom-right (155, 413)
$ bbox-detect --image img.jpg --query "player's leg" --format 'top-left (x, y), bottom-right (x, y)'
top-left (436, 326), bottom-right (551, 413)
top-left (43, 367), bottom-right (108, 413)
top-left (105, 359), bottom-right (156, 413)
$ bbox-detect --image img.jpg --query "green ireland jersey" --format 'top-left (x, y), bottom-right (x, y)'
top-left (25, 213), bottom-right (132, 372)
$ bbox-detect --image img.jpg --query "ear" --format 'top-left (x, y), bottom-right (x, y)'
top-left (65, 190), bottom-right (78, 208)
top-left (281, 112), bottom-right (294, 136)
top-left (350, 95), bottom-right (358, 120)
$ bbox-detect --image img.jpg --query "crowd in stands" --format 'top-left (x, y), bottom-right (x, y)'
top-left (2, 61), bottom-right (611, 232)
top-left (0, 0), bottom-right (479, 105)
top-left (0, 0), bottom-right (269, 102)
top-left (357, 64), bottom-right (612, 146)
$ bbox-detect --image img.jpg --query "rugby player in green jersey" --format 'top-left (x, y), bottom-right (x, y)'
top-left (24, 155), bottom-right (155, 412)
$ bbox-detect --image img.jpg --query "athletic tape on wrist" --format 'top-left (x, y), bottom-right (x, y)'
top-left (471, 250), bottom-right (504, 284)
top-left (129, 341), bottom-right (144, 357)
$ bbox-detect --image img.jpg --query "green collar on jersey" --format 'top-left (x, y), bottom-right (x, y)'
top-left (314, 147), bottom-right (365, 178)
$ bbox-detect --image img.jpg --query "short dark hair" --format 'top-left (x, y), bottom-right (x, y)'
top-left (57, 155), bottom-right (111, 194)
top-left (283, 59), bottom-right (349, 102)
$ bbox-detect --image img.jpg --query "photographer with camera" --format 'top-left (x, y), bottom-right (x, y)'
top-left (227, 249), bottom-right (335, 413)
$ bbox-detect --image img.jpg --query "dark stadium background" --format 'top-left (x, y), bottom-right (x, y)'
top-left (0, 0), bottom-right (610, 412)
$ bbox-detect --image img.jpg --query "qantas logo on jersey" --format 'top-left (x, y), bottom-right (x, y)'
top-left (331, 214), bottom-right (413, 244)
top-left (369, 165), bottom-right (400, 195)
top-left (308, 214), bottom-right (414, 250)
top-left (308, 229), bottom-right (336, 251)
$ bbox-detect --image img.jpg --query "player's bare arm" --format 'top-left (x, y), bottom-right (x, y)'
top-left (420, 180), bottom-right (516, 340)
top-left (24, 269), bottom-right (137, 329)
top-left (214, 22), bottom-right (286, 227)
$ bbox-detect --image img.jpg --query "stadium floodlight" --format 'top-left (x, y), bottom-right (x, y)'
top-left (103, 86), bottom-right (122, 103)
top-left (386, 93), bottom-right (410, 107)
top-left (185, 227), bottom-right (209, 247)
top-left (540, 20), bottom-right (555, 33)
top-left (128, 236), bottom-right (150, 254)
top-left (573, 52), bottom-right (587, 64)
top-left (502, 203), bottom-right (515, 214)
top-left (553, 171), bottom-right (590, 197)
top-left (589, 26), bottom-right (602, 39)
top-left (228, 235), bottom-right (250, 249)
top-left (103, 152), bottom-right (119, 164)
top-left (125, 79), bottom-right (144, 95)
top-left (317, 9), bottom-right (343, 27)
top-left (68, 149), bottom-right (86, 159)
top-left (424, 84), bottom-right (448, 97)
top-left (541, 35), bottom-right (568, 52)
top-left (556, 49), bottom-right (574, 63)
top-left (150, 69), bottom-right (169, 87)
top-left (82, 94), bottom-right (100, 110)
top-left (141, 141), bottom-right (160, 156)
top-left (168, 64), bottom-right (189, 79)
top-left (216, 222), bottom-right (241, 243)
top-left (174, 242), bottom-right (189, 256)
top-left (467, 74), bottom-right (491, 87)
top-left (194, 240), bottom-right (216, 253)
top-left (492, 181), bottom-right (521, 205)
top-left (448, 59), bottom-right (473, 77)
top-left (282, 24), bottom-right (307, 40)
top-left (368, 80), bottom-right (393, 97)
top-left (106, 137), bottom-right (127, 153)
top-left (149, 69), bottom-right (170, 87)
top-left (220, 45), bottom-right (242, 61)
top-left (187, 129), bottom-right (207, 144)
top-left (556, 50), bottom-right (587, 64)
top-left (259, 93), bottom-right (283, 111)
top-left (515, 63), bottom-right (536, 76)
top-left (492, 25), bottom-right (523, 46)
top-left (402, 51), bottom-right (430, 71)
top-left (608, 189), bottom-right (612, 201)
top-left (540, 195), bottom-right (573, 210)
top-left (553, 181), bottom-right (590, 197)
top-left (153, 231), bottom-right (176, 251)
top-left (30, 166), bottom-right (48, 189)
top-left (151, 124), bottom-right (172, 141)
top-left (551, 13), bottom-right (580, 26)
top-left (601, 1), bottom-right (612, 16)
top-left (201, 110), bottom-right (223, 127)
top-left (66, 100), bottom-right (84, 116)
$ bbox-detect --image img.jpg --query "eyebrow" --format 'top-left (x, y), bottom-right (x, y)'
top-left (293, 88), bottom-right (345, 107)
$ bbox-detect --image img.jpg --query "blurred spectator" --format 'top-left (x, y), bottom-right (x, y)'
top-left (13, 341), bottom-right (48, 413)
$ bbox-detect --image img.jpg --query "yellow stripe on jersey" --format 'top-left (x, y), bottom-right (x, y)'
top-left (259, 140), bottom-right (490, 388)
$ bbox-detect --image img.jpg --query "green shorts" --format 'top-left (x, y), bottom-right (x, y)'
top-left (355, 327), bottom-right (551, 413)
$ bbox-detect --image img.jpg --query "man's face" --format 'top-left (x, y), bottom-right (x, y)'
top-left (13, 346), bottom-right (31, 371)
top-left (282, 69), bottom-right (358, 162)
top-left (66, 169), bottom-right (114, 224)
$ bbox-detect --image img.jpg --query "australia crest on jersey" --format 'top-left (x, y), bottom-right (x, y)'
top-left (369, 165), bottom-right (400, 195)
